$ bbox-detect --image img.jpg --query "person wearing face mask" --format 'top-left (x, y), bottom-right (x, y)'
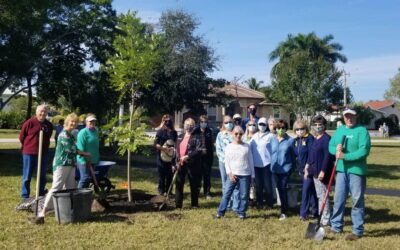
top-left (305, 115), bottom-right (335, 227)
top-left (216, 115), bottom-right (240, 211)
top-left (175, 118), bottom-right (203, 208)
top-left (242, 103), bottom-right (259, 131)
top-left (19, 104), bottom-right (53, 200)
top-left (76, 113), bottom-right (100, 189)
top-left (270, 119), bottom-right (295, 220)
top-left (249, 117), bottom-right (275, 209)
top-left (293, 120), bottom-right (317, 221)
top-left (243, 120), bottom-right (257, 143)
top-left (155, 114), bottom-right (177, 195)
top-left (192, 115), bottom-right (214, 199)
top-left (233, 113), bottom-right (242, 127)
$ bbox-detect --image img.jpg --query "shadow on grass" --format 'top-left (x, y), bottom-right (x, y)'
top-left (368, 164), bottom-right (400, 181)
top-left (367, 227), bottom-right (400, 238)
top-left (365, 207), bottom-right (400, 224)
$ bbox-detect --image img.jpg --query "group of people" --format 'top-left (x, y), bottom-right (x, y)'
top-left (20, 104), bottom-right (371, 240)
top-left (19, 105), bottom-right (100, 224)
top-left (155, 104), bottom-right (371, 241)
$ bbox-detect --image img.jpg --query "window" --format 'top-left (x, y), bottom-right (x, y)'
top-left (207, 106), bottom-right (216, 121)
top-left (273, 107), bottom-right (281, 119)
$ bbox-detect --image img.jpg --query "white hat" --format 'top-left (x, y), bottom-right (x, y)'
top-left (86, 115), bottom-right (97, 122)
top-left (233, 113), bottom-right (242, 119)
top-left (343, 108), bottom-right (357, 116)
top-left (258, 117), bottom-right (267, 125)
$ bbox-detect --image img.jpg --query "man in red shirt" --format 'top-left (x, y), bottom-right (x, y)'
top-left (19, 104), bottom-right (53, 199)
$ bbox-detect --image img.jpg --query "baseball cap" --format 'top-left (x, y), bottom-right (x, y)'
top-left (233, 113), bottom-right (242, 119)
top-left (258, 117), bottom-right (267, 125)
top-left (343, 107), bottom-right (357, 116)
top-left (86, 115), bottom-right (97, 122)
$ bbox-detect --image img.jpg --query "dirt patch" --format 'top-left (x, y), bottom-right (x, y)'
top-left (164, 213), bottom-right (183, 221)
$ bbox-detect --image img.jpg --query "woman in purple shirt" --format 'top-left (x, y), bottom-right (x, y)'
top-left (305, 115), bottom-right (335, 226)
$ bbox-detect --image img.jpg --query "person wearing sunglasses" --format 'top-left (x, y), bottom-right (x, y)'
top-left (216, 126), bottom-right (254, 220)
top-left (292, 120), bottom-right (317, 221)
top-left (243, 121), bottom-right (258, 143)
top-left (175, 118), bottom-right (202, 209)
top-left (154, 114), bottom-right (177, 195)
top-left (270, 119), bottom-right (295, 220)
top-left (249, 117), bottom-right (275, 209)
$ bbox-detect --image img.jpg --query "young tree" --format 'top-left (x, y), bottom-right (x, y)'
top-left (106, 12), bottom-right (160, 202)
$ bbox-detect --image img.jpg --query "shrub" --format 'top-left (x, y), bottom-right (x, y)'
top-left (374, 117), bottom-right (400, 135)
top-left (0, 112), bottom-right (26, 129)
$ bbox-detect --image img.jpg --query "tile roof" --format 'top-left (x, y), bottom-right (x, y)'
top-left (364, 100), bottom-right (395, 110)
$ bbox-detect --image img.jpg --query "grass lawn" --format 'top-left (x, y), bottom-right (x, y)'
top-left (0, 129), bottom-right (19, 139)
top-left (1, 144), bottom-right (399, 249)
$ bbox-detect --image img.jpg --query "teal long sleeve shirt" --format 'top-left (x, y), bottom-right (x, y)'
top-left (328, 124), bottom-right (371, 176)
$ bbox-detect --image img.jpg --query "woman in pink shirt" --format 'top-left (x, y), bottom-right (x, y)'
top-left (175, 118), bottom-right (203, 209)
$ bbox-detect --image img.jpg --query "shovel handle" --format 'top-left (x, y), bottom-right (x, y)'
top-left (87, 162), bottom-right (100, 193)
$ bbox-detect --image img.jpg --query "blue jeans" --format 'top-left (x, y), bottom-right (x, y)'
top-left (77, 162), bottom-right (100, 189)
top-left (274, 173), bottom-right (290, 214)
top-left (217, 175), bottom-right (251, 217)
top-left (330, 172), bottom-right (366, 236)
top-left (21, 154), bottom-right (48, 198)
top-left (218, 161), bottom-right (240, 210)
top-left (254, 166), bottom-right (274, 207)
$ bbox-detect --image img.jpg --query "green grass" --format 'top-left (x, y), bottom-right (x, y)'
top-left (0, 148), bottom-right (399, 249)
top-left (0, 129), bottom-right (19, 139)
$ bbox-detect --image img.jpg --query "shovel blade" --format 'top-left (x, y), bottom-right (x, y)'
top-left (305, 222), bottom-right (325, 241)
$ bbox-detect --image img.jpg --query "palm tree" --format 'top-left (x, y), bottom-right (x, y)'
top-left (245, 77), bottom-right (264, 90)
top-left (269, 32), bottom-right (347, 74)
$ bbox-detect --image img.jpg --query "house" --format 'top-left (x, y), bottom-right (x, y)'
top-left (173, 84), bottom-right (290, 129)
top-left (364, 100), bottom-right (400, 129)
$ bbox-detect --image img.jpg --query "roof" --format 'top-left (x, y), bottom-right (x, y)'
top-left (221, 84), bottom-right (265, 99)
top-left (364, 100), bottom-right (395, 110)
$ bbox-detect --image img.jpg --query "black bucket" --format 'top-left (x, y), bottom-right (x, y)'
top-left (52, 188), bottom-right (93, 224)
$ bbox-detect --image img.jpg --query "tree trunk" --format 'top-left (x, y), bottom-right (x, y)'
top-left (127, 86), bottom-right (135, 202)
top-left (26, 77), bottom-right (33, 120)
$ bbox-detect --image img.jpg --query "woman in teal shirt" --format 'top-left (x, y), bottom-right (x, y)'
top-left (33, 113), bottom-right (89, 224)
top-left (77, 114), bottom-right (100, 188)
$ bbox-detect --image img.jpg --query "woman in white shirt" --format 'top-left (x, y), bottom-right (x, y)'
top-left (216, 126), bottom-right (254, 220)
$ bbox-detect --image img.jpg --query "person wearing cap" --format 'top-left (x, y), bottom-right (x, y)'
top-left (249, 117), bottom-right (275, 209)
top-left (76, 113), bottom-right (100, 188)
top-left (233, 113), bottom-right (242, 127)
top-left (329, 107), bottom-right (371, 241)
top-left (242, 103), bottom-right (259, 131)
top-left (154, 114), bottom-right (178, 195)
top-left (292, 120), bottom-right (317, 221)
top-left (19, 104), bottom-right (53, 200)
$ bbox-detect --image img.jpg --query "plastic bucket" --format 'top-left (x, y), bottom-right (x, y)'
top-left (52, 188), bottom-right (93, 224)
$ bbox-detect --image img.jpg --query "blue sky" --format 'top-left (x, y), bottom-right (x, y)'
top-left (113, 0), bottom-right (400, 102)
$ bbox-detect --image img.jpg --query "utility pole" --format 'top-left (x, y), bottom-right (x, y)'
top-left (342, 68), bottom-right (350, 107)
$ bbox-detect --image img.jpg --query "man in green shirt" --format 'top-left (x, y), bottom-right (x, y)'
top-left (329, 107), bottom-right (371, 241)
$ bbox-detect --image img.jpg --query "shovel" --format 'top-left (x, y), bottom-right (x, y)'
top-left (34, 129), bottom-right (44, 217)
top-left (87, 161), bottom-right (100, 193)
top-left (305, 136), bottom-right (345, 241)
top-left (159, 167), bottom-right (179, 211)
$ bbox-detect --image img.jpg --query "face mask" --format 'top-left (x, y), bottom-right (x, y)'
top-left (248, 108), bottom-right (256, 116)
top-left (258, 125), bottom-right (267, 132)
top-left (164, 120), bottom-right (172, 128)
top-left (313, 125), bottom-right (325, 133)
top-left (184, 124), bottom-right (194, 133)
top-left (248, 125), bottom-right (256, 133)
top-left (295, 130), bottom-right (305, 137)
top-left (276, 128), bottom-right (285, 137)
top-left (200, 122), bottom-right (207, 129)
top-left (225, 122), bottom-right (234, 131)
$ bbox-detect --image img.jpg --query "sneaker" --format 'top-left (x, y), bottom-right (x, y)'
top-left (299, 216), bottom-right (306, 221)
top-left (239, 214), bottom-right (246, 220)
top-left (329, 228), bottom-right (342, 234)
top-left (205, 194), bottom-right (212, 200)
top-left (278, 214), bottom-right (287, 221)
top-left (214, 213), bottom-right (223, 219)
top-left (345, 234), bottom-right (362, 241)
top-left (29, 216), bottom-right (44, 225)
